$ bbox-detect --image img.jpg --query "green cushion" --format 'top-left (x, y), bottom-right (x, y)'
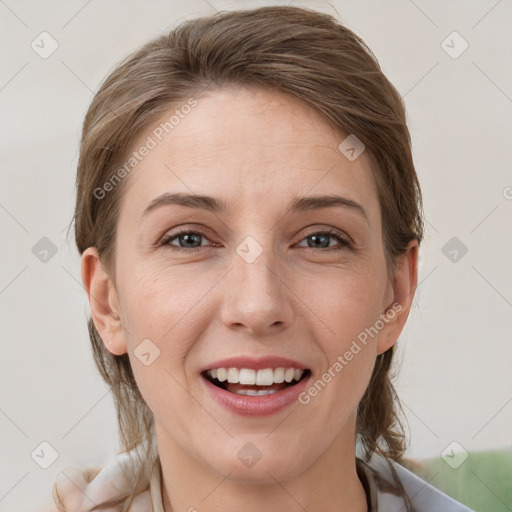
top-left (404, 448), bottom-right (512, 512)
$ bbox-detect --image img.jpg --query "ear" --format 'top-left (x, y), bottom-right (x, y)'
top-left (376, 240), bottom-right (419, 355)
top-left (81, 247), bottom-right (127, 356)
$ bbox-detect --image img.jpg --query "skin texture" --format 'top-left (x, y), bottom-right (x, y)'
top-left (82, 86), bottom-right (418, 512)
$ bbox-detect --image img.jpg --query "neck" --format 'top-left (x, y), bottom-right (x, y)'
top-left (156, 417), bottom-right (368, 512)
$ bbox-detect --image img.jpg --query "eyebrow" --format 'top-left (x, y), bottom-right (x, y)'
top-left (141, 192), bottom-right (369, 225)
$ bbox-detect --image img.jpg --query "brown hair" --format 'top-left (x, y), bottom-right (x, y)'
top-left (57, 5), bottom-right (423, 511)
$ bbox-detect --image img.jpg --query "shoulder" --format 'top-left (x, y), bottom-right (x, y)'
top-left (361, 454), bottom-right (475, 512)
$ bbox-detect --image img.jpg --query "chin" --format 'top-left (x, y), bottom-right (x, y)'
top-left (203, 443), bottom-right (309, 485)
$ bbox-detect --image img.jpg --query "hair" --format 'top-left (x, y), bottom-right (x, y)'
top-left (56, 5), bottom-right (423, 511)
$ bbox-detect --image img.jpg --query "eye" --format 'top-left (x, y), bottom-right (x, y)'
top-left (297, 228), bottom-right (351, 250)
top-left (160, 229), bottom-right (213, 252)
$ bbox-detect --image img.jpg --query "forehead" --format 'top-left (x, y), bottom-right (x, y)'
top-left (118, 86), bottom-right (380, 224)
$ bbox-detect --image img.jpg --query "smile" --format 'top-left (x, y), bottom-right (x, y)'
top-left (202, 367), bottom-right (311, 396)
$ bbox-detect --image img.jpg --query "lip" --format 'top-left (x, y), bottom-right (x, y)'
top-left (199, 356), bottom-right (309, 373)
top-left (200, 368), bottom-right (311, 417)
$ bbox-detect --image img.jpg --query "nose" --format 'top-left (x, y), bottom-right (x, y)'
top-left (219, 237), bottom-right (294, 335)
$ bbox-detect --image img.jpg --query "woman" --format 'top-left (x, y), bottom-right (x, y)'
top-left (49, 5), bottom-right (473, 511)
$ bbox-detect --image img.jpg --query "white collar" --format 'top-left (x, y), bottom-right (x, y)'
top-left (360, 453), bottom-right (474, 511)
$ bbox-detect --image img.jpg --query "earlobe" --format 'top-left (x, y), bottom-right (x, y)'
top-left (376, 240), bottom-right (419, 355)
top-left (81, 247), bottom-right (127, 356)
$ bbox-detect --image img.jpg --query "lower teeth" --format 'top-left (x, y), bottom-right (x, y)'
top-left (234, 389), bottom-right (279, 396)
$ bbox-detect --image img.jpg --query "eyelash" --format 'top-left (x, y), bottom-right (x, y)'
top-left (159, 228), bottom-right (352, 253)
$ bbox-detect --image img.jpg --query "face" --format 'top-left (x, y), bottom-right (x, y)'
top-left (85, 86), bottom-right (416, 484)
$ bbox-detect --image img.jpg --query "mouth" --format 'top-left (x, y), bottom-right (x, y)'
top-left (201, 367), bottom-right (312, 396)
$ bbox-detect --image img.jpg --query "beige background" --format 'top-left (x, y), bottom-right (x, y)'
top-left (1, 0), bottom-right (511, 509)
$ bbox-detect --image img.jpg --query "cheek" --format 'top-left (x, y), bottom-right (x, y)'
top-left (119, 265), bottom-right (203, 424)
top-left (316, 266), bottom-right (387, 347)
top-left (120, 261), bottom-right (210, 339)
top-left (305, 266), bottom-right (384, 406)
top-left (116, 265), bottom-right (205, 397)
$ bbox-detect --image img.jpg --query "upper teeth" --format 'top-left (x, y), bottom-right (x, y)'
top-left (206, 367), bottom-right (304, 386)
